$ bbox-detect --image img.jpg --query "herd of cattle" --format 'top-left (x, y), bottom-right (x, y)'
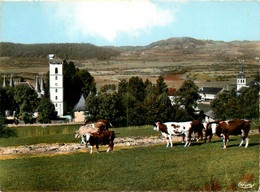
top-left (74, 119), bottom-right (258, 154)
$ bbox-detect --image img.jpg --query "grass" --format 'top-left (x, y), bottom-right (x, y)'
top-left (0, 125), bottom-right (157, 147)
top-left (0, 134), bottom-right (259, 191)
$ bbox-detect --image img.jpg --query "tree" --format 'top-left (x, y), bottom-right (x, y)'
top-left (240, 87), bottom-right (259, 119)
top-left (14, 86), bottom-right (38, 119)
top-left (118, 79), bottom-right (128, 95)
top-left (37, 98), bottom-right (57, 123)
top-left (77, 69), bottom-right (96, 94)
top-left (175, 80), bottom-right (200, 119)
top-left (211, 87), bottom-right (259, 120)
top-left (155, 76), bottom-right (167, 95)
top-left (86, 92), bottom-right (124, 127)
top-left (128, 76), bottom-right (146, 101)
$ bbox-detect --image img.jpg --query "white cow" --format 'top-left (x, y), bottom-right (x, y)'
top-left (154, 120), bottom-right (204, 148)
top-left (74, 125), bottom-right (98, 145)
top-left (154, 122), bottom-right (190, 147)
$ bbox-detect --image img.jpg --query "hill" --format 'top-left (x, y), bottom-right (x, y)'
top-left (0, 42), bottom-right (120, 60)
top-left (0, 37), bottom-right (259, 90)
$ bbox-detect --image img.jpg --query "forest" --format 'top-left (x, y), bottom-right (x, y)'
top-left (0, 42), bottom-right (120, 60)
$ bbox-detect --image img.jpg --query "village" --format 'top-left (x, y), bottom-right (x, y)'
top-left (1, 54), bottom-right (259, 126)
top-left (0, 1), bottom-right (259, 191)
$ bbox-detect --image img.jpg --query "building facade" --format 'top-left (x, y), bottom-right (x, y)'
top-left (49, 54), bottom-right (64, 117)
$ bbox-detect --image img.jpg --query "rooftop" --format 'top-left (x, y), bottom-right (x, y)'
top-left (198, 87), bottom-right (223, 95)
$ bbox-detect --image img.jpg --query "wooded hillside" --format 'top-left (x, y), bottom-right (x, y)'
top-left (0, 42), bottom-right (120, 60)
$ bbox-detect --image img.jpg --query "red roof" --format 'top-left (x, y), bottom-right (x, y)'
top-left (167, 88), bottom-right (176, 96)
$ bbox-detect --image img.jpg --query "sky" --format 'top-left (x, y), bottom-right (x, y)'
top-left (1, 0), bottom-right (260, 46)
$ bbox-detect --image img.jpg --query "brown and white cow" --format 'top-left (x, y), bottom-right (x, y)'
top-left (204, 120), bottom-right (221, 143)
top-left (85, 130), bottom-right (116, 154)
top-left (83, 119), bottom-right (112, 130)
top-left (74, 125), bottom-right (98, 144)
top-left (154, 120), bottom-right (204, 147)
top-left (205, 120), bottom-right (255, 149)
top-left (75, 119), bottom-right (112, 144)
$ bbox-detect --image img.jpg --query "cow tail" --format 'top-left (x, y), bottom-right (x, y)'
top-left (248, 120), bottom-right (258, 127)
top-left (248, 120), bottom-right (260, 132)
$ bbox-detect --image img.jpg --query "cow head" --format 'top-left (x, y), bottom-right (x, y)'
top-left (171, 124), bottom-right (180, 129)
top-left (153, 122), bottom-right (160, 131)
top-left (74, 130), bottom-right (80, 138)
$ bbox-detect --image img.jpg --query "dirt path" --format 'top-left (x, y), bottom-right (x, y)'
top-left (1, 130), bottom-right (258, 157)
top-left (0, 136), bottom-right (182, 156)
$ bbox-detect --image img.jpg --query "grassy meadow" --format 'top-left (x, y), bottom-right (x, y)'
top-left (0, 124), bottom-right (259, 191)
top-left (0, 125), bottom-right (157, 147)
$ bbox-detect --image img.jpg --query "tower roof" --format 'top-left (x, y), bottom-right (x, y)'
top-left (9, 74), bottom-right (14, 87)
top-left (49, 54), bottom-right (63, 64)
top-left (2, 75), bottom-right (6, 88)
top-left (40, 75), bottom-right (45, 91)
top-left (73, 93), bottom-right (88, 112)
top-left (237, 63), bottom-right (246, 78)
top-left (35, 76), bottom-right (40, 92)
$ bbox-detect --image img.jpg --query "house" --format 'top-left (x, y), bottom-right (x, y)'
top-left (237, 80), bottom-right (260, 95)
top-left (73, 93), bottom-right (89, 123)
top-left (167, 88), bottom-right (177, 105)
top-left (198, 87), bottom-right (223, 102)
top-left (204, 109), bottom-right (215, 122)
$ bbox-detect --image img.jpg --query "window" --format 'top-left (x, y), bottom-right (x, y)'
top-left (56, 104), bottom-right (58, 107)
top-left (55, 89), bottom-right (58, 93)
top-left (55, 96), bottom-right (58, 100)
top-left (55, 76), bottom-right (58, 80)
top-left (55, 67), bottom-right (58, 74)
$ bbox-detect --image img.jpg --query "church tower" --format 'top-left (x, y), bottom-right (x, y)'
top-left (236, 61), bottom-right (246, 91)
top-left (49, 54), bottom-right (64, 116)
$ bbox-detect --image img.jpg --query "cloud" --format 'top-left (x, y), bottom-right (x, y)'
top-left (54, 0), bottom-right (175, 42)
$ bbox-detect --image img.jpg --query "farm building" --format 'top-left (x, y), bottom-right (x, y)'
top-left (167, 88), bottom-right (177, 105)
top-left (73, 93), bottom-right (89, 123)
top-left (198, 87), bottom-right (223, 102)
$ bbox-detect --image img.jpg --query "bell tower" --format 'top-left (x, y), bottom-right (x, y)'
top-left (236, 60), bottom-right (246, 91)
top-left (49, 54), bottom-right (64, 116)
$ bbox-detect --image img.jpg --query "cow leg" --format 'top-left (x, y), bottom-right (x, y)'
top-left (81, 136), bottom-right (86, 145)
top-left (184, 134), bottom-right (189, 147)
top-left (222, 135), bottom-right (227, 149)
top-left (182, 135), bottom-right (185, 143)
top-left (107, 143), bottom-right (114, 152)
top-left (238, 138), bottom-right (244, 147)
top-left (245, 138), bottom-right (249, 148)
top-left (95, 143), bottom-right (99, 153)
top-left (90, 146), bottom-right (93, 154)
top-left (209, 135), bottom-right (212, 143)
top-left (169, 136), bottom-right (173, 148)
top-left (166, 137), bottom-right (169, 148)
top-left (239, 131), bottom-right (245, 147)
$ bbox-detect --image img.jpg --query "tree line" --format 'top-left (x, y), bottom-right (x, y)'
top-left (0, 60), bottom-right (96, 125)
top-left (86, 77), bottom-right (202, 127)
top-left (0, 42), bottom-right (120, 60)
top-left (211, 87), bottom-right (259, 120)
top-left (0, 58), bottom-right (258, 133)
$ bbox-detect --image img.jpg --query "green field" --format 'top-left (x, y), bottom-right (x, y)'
top-left (0, 125), bottom-right (156, 147)
top-left (0, 124), bottom-right (259, 191)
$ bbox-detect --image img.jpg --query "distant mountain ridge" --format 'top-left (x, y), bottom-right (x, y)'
top-left (1, 37), bottom-right (259, 60)
top-left (0, 42), bottom-right (120, 60)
